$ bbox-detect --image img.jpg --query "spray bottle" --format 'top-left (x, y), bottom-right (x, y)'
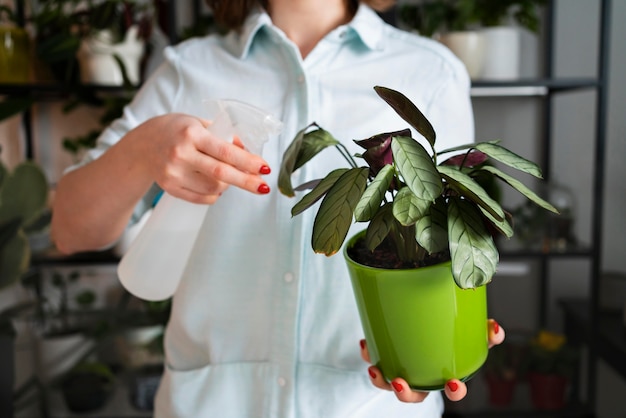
top-left (117, 100), bottom-right (283, 301)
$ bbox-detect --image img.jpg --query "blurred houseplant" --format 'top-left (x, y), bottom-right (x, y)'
top-left (482, 335), bottom-right (527, 406)
top-left (398, 0), bottom-right (547, 79)
top-left (0, 155), bottom-right (49, 417)
top-left (33, 0), bottom-right (154, 86)
top-left (279, 86), bottom-right (558, 389)
top-left (524, 330), bottom-right (578, 410)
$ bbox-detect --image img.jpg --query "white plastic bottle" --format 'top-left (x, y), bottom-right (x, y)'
top-left (117, 100), bottom-right (283, 301)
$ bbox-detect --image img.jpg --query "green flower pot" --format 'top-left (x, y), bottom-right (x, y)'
top-left (344, 232), bottom-right (489, 390)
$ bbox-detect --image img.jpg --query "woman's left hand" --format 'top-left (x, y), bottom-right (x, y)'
top-left (360, 318), bottom-right (505, 403)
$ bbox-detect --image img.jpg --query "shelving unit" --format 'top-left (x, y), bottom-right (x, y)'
top-left (445, 1), bottom-right (613, 417)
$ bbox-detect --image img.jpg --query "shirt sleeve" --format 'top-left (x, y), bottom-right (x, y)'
top-left (68, 46), bottom-right (182, 225)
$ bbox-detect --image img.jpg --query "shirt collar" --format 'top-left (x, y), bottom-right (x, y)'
top-left (234, 4), bottom-right (386, 59)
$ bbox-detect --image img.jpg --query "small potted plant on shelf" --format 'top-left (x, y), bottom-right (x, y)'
top-left (482, 333), bottom-right (527, 407)
top-left (32, 0), bottom-right (153, 86)
top-left (523, 329), bottom-right (578, 410)
top-left (398, 0), bottom-right (547, 80)
top-left (278, 86), bottom-right (558, 390)
top-left (397, 0), bottom-right (485, 79)
top-left (59, 360), bottom-right (115, 413)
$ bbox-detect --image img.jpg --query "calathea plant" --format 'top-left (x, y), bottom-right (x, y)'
top-left (278, 86), bottom-right (558, 289)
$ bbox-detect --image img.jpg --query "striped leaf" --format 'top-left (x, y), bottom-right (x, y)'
top-left (312, 167), bottom-right (369, 255)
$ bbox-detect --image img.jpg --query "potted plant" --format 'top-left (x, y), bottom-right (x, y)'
top-left (32, 0), bottom-right (153, 86)
top-left (0, 156), bottom-right (49, 417)
top-left (398, 0), bottom-right (547, 80)
top-left (482, 333), bottom-right (527, 407)
top-left (278, 86), bottom-right (558, 390)
top-left (473, 0), bottom-right (547, 80)
top-left (397, 0), bottom-right (486, 79)
top-left (523, 330), bottom-right (578, 410)
top-left (59, 360), bottom-right (115, 413)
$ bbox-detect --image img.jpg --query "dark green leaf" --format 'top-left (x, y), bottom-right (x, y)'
top-left (291, 169), bottom-right (349, 216)
top-left (438, 165), bottom-right (505, 221)
top-left (475, 142), bottom-right (543, 178)
top-left (374, 86), bottom-right (436, 147)
top-left (392, 136), bottom-right (442, 201)
top-left (479, 206), bottom-right (514, 238)
top-left (480, 165), bottom-right (559, 214)
top-left (295, 128), bottom-right (340, 171)
top-left (392, 187), bottom-right (431, 226)
top-left (0, 97), bottom-right (34, 121)
top-left (278, 125), bottom-right (308, 197)
top-left (312, 167), bottom-right (369, 256)
top-left (447, 197), bottom-right (498, 289)
top-left (365, 202), bottom-right (394, 251)
top-left (354, 164), bottom-right (393, 221)
top-left (415, 197), bottom-right (448, 253)
top-left (278, 124), bottom-right (339, 197)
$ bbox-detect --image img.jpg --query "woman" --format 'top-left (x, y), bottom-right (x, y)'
top-left (51, 0), bottom-right (504, 416)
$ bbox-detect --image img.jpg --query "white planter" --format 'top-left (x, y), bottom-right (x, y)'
top-left (438, 31), bottom-right (486, 80)
top-left (480, 26), bottom-right (521, 80)
top-left (76, 25), bottom-right (145, 85)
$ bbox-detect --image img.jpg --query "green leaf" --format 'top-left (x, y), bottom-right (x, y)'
top-left (291, 169), bottom-right (349, 216)
top-left (0, 97), bottom-right (34, 122)
top-left (374, 86), bottom-right (436, 148)
top-left (365, 202), bottom-right (395, 251)
top-left (295, 128), bottom-right (340, 171)
top-left (447, 197), bottom-right (498, 289)
top-left (278, 124), bottom-right (340, 197)
top-left (392, 136), bottom-right (442, 201)
top-left (0, 231), bottom-right (30, 290)
top-left (475, 142), bottom-right (543, 178)
top-left (415, 197), bottom-right (448, 254)
top-left (278, 125), bottom-right (308, 197)
top-left (438, 165), bottom-right (505, 221)
top-left (392, 187), bottom-right (431, 226)
top-left (480, 165), bottom-right (559, 214)
top-left (312, 167), bottom-right (369, 256)
top-left (479, 206), bottom-right (514, 238)
top-left (0, 162), bottom-right (49, 227)
top-left (354, 164), bottom-right (393, 222)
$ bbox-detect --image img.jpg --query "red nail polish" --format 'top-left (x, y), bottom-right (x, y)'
top-left (258, 184), bottom-right (270, 194)
top-left (447, 382), bottom-right (459, 392)
top-left (392, 382), bottom-right (403, 393)
top-left (360, 340), bottom-right (366, 350)
top-left (260, 165), bottom-right (271, 175)
top-left (493, 320), bottom-right (500, 334)
top-left (368, 368), bottom-right (376, 379)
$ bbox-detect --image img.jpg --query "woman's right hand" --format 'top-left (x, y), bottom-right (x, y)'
top-left (135, 113), bottom-right (272, 205)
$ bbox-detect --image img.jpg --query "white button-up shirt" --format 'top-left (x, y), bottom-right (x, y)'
top-left (85, 5), bottom-right (474, 417)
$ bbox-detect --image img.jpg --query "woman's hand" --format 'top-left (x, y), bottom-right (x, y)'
top-left (135, 113), bottom-right (272, 205)
top-left (360, 319), bottom-right (505, 403)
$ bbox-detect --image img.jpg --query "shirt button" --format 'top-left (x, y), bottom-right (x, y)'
top-left (284, 272), bottom-right (295, 283)
top-left (277, 377), bottom-right (287, 387)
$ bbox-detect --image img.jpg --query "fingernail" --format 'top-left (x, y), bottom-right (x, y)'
top-left (368, 368), bottom-right (376, 379)
top-left (258, 184), bottom-right (270, 194)
top-left (447, 382), bottom-right (459, 392)
top-left (493, 320), bottom-right (500, 334)
top-left (359, 339), bottom-right (366, 350)
top-left (391, 382), bottom-right (403, 393)
top-left (259, 165), bottom-right (271, 175)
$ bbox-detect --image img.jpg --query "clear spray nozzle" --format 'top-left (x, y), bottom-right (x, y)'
top-left (204, 99), bottom-right (283, 155)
